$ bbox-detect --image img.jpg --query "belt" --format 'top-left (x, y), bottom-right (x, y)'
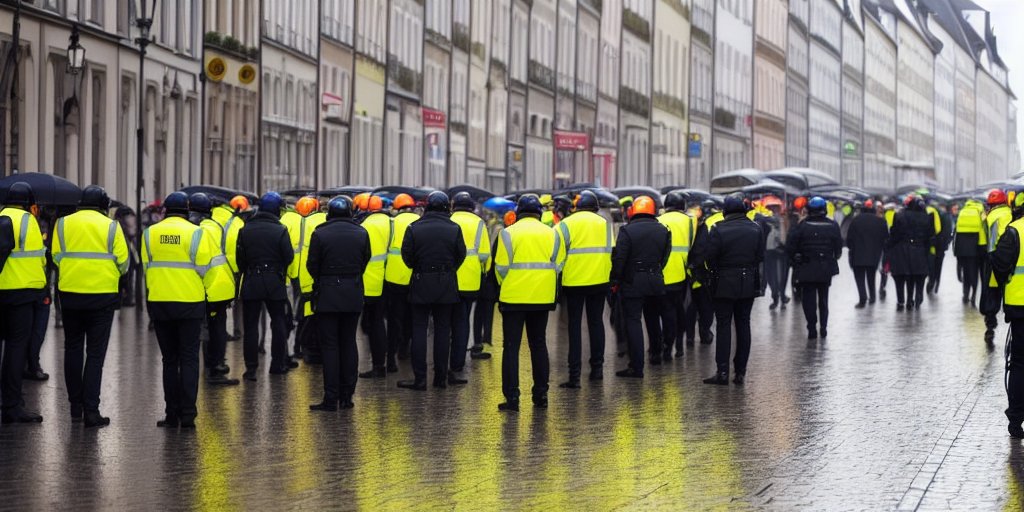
top-left (248, 264), bottom-right (283, 274)
top-left (633, 263), bottom-right (661, 272)
top-left (418, 264), bottom-right (453, 272)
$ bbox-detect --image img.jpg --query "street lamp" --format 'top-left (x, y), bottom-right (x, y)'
top-left (133, 0), bottom-right (158, 305)
top-left (66, 25), bottom-right (86, 75)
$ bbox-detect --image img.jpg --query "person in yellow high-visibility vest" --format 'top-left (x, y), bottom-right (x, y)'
top-left (989, 192), bottom-right (1024, 438)
top-left (982, 189), bottom-right (1013, 343)
top-left (215, 195), bottom-right (249, 340)
top-left (385, 193), bottom-right (420, 364)
top-left (954, 198), bottom-right (986, 305)
top-left (0, 182), bottom-right (46, 424)
top-left (188, 193), bottom-right (240, 386)
top-left (557, 190), bottom-right (613, 387)
top-left (357, 195), bottom-right (394, 377)
top-left (449, 192), bottom-right (493, 382)
top-left (52, 186), bottom-right (129, 427)
top-left (290, 196), bottom-right (326, 360)
top-left (495, 194), bottom-right (566, 412)
top-left (142, 191), bottom-right (224, 428)
top-left (656, 191), bottom-right (694, 360)
top-left (683, 199), bottom-right (721, 346)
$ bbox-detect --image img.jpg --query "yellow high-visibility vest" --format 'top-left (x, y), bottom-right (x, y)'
top-left (281, 210), bottom-right (303, 279)
top-left (0, 207), bottom-right (47, 291)
top-left (52, 209), bottom-right (129, 294)
top-left (1002, 217), bottom-right (1024, 305)
top-left (557, 210), bottom-right (613, 287)
top-left (658, 210), bottom-right (694, 286)
top-left (495, 217), bottom-right (566, 305)
top-left (198, 217), bottom-right (237, 302)
top-left (452, 210), bottom-right (491, 293)
top-left (141, 216), bottom-right (222, 303)
top-left (212, 205), bottom-right (244, 273)
top-left (986, 205), bottom-right (1013, 287)
top-left (361, 212), bottom-right (393, 298)
top-left (385, 211), bottom-right (420, 285)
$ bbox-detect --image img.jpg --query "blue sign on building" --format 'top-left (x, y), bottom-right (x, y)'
top-left (688, 140), bottom-right (702, 159)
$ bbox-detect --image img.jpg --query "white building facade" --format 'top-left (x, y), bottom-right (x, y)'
top-left (712, 0), bottom-right (753, 176)
top-left (807, 0), bottom-right (842, 179)
top-left (753, 0), bottom-right (787, 172)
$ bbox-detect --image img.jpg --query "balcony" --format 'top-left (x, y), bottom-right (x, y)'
top-left (691, 27), bottom-right (711, 49)
top-left (490, 58), bottom-right (507, 76)
top-left (387, 59), bottom-right (423, 95)
top-left (622, 9), bottom-right (651, 40)
top-left (453, 24), bottom-right (471, 52)
top-left (204, 32), bottom-right (259, 61)
top-left (425, 28), bottom-right (450, 47)
top-left (714, 107), bottom-right (736, 130)
top-left (620, 87), bottom-right (650, 118)
top-left (653, 93), bottom-right (686, 118)
top-left (472, 42), bottom-right (487, 61)
top-left (665, 0), bottom-right (690, 19)
top-left (529, 60), bottom-right (555, 91)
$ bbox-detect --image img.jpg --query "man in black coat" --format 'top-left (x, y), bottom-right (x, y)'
top-left (308, 196), bottom-right (371, 411)
top-left (887, 197), bottom-right (935, 311)
top-left (846, 200), bottom-right (889, 307)
top-left (610, 196), bottom-right (671, 379)
top-left (695, 195), bottom-right (766, 385)
top-left (237, 192), bottom-right (295, 380)
top-left (787, 197), bottom-right (843, 340)
top-left (399, 191), bottom-right (467, 390)
top-left (989, 195), bottom-right (1024, 438)
top-left (927, 203), bottom-right (953, 294)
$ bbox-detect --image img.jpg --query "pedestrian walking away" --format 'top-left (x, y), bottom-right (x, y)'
top-left (449, 192), bottom-right (493, 383)
top-left (787, 196), bottom-right (843, 340)
top-left (982, 189), bottom-right (1013, 343)
top-left (845, 199), bottom-right (889, 308)
top-left (887, 195), bottom-right (934, 311)
top-left (953, 198), bottom-right (986, 306)
top-left (990, 191), bottom-right (1024, 438)
top-left (656, 191), bottom-right (695, 359)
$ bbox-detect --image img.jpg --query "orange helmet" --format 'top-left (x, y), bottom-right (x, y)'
top-left (630, 196), bottom-right (657, 218)
top-left (393, 193), bottom-right (416, 210)
top-left (230, 195), bottom-right (250, 211)
top-left (503, 210), bottom-right (517, 227)
top-left (987, 188), bottom-right (1007, 206)
top-left (366, 195), bottom-right (384, 212)
top-left (295, 196), bottom-right (320, 217)
top-left (353, 192), bottom-right (371, 211)
top-left (761, 195), bottom-right (784, 209)
top-left (793, 196), bottom-right (808, 211)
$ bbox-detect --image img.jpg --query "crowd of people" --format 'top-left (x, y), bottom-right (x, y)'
top-left (1, 180), bottom-right (1023, 438)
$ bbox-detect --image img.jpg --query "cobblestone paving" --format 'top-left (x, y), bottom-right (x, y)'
top-left (0, 264), bottom-right (1020, 510)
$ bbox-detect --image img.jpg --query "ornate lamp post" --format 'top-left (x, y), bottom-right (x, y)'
top-left (133, 0), bottom-right (158, 219)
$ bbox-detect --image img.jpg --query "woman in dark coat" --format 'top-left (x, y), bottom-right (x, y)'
top-left (886, 197), bottom-right (935, 310)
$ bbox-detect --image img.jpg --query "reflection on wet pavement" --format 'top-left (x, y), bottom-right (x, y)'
top-left (1, 264), bottom-right (1022, 509)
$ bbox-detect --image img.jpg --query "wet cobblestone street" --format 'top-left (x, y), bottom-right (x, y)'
top-left (1, 263), bottom-right (1022, 510)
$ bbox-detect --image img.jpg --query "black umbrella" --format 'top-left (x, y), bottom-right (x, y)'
top-left (371, 186), bottom-right (437, 202)
top-left (446, 184), bottom-right (495, 202)
top-left (320, 185), bottom-right (374, 197)
top-left (179, 185), bottom-right (258, 205)
top-left (0, 172), bottom-right (82, 206)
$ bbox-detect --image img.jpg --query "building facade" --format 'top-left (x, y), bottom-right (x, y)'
top-left (753, 0), bottom-right (787, 172)
top-left (651, 0), bottom-right (691, 189)
top-left (807, 0), bottom-right (842, 179)
top-left (840, 0), bottom-right (864, 186)
top-left (619, 0), bottom-right (652, 187)
top-left (319, 0), bottom-right (355, 189)
top-left (712, 0), bottom-right (753, 176)
top-left (688, 0), bottom-right (714, 187)
top-left (785, 0), bottom-right (810, 168)
top-left (861, 3), bottom-right (897, 190)
top-left (892, 1), bottom-right (936, 187)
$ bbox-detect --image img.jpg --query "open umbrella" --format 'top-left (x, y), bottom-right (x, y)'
top-left (320, 185), bottom-right (374, 198)
top-left (482, 196), bottom-right (516, 213)
top-left (446, 184), bottom-right (495, 202)
top-left (179, 185), bottom-right (258, 205)
top-left (0, 172), bottom-right (82, 206)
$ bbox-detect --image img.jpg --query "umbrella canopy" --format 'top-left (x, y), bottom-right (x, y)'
top-left (611, 186), bottom-right (663, 209)
top-left (319, 185), bottom-right (374, 198)
top-left (446, 184), bottom-right (495, 202)
top-left (482, 196), bottom-right (516, 213)
top-left (0, 172), bottom-right (82, 206)
top-left (178, 185), bottom-right (259, 205)
top-left (371, 186), bottom-right (437, 203)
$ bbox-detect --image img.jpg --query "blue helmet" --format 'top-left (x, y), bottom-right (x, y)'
top-left (327, 195), bottom-right (354, 219)
top-left (164, 191), bottom-right (190, 214)
top-left (516, 194), bottom-right (543, 215)
top-left (808, 196), bottom-right (827, 213)
top-left (260, 191), bottom-right (284, 216)
top-left (188, 192), bottom-right (212, 214)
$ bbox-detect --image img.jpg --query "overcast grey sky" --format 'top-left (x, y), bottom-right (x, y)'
top-left (982, 0), bottom-right (1024, 167)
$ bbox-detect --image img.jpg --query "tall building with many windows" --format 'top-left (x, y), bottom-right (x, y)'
top-left (807, 0), bottom-right (843, 179)
top-left (785, 0), bottom-right (810, 167)
top-left (319, 0), bottom-right (355, 188)
top-left (891, 0), bottom-right (937, 187)
top-left (712, 0), bottom-right (753, 176)
top-left (688, 0), bottom-right (714, 187)
top-left (922, 2), bottom-right (956, 191)
top-left (574, 0), bottom-right (602, 185)
top-left (619, 0), bottom-right (652, 187)
top-left (841, 0), bottom-right (864, 185)
top-left (753, 0), bottom-right (787, 171)
top-left (351, 0), bottom-right (387, 186)
top-left (526, 0), bottom-right (557, 189)
top-left (862, 1), bottom-right (897, 190)
top-left (651, 0), bottom-right (691, 189)
top-left (385, 0), bottom-right (424, 186)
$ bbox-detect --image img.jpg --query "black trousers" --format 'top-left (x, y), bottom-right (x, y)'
top-left (318, 312), bottom-right (360, 401)
top-left (27, 297), bottom-right (50, 373)
top-left (852, 267), bottom-right (877, 304)
top-left (929, 251), bottom-right (945, 292)
top-left (0, 302), bottom-right (33, 412)
top-left (959, 257), bottom-right (980, 300)
top-left (623, 297), bottom-right (659, 375)
top-left (153, 318), bottom-right (202, 420)
top-left (1008, 320), bottom-right (1024, 424)
top-left (894, 275), bottom-right (926, 306)
top-left (713, 298), bottom-right (754, 375)
top-left (410, 303), bottom-right (453, 381)
top-left (765, 251), bottom-right (789, 301)
top-left (362, 298), bottom-right (388, 368)
top-left (501, 309), bottom-right (549, 401)
top-left (982, 286), bottom-right (1003, 330)
top-left (385, 284), bottom-right (412, 359)
top-left (646, 287), bottom-right (685, 355)
top-left (62, 307), bottom-right (115, 413)
top-left (204, 301), bottom-right (230, 370)
top-left (564, 289), bottom-right (607, 379)
top-left (800, 283), bottom-right (830, 332)
top-left (684, 286), bottom-right (714, 342)
top-left (450, 296), bottom-right (475, 372)
top-left (243, 299), bottom-right (289, 371)
top-left (473, 298), bottom-right (495, 346)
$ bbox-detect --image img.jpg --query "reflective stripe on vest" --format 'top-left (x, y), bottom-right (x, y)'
top-left (561, 220), bottom-right (613, 255)
top-left (144, 227), bottom-right (208, 277)
top-left (54, 216), bottom-right (118, 263)
top-left (467, 219), bottom-right (487, 260)
top-left (9, 213), bottom-right (47, 259)
top-left (496, 228), bottom-right (561, 277)
top-left (222, 215), bottom-right (236, 254)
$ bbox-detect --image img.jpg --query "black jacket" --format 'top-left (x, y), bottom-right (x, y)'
top-left (992, 222), bottom-right (1024, 320)
top-left (696, 213), bottom-right (765, 300)
top-left (236, 212), bottom-right (294, 301)
top-left (936, 209), bottom-right (953, 252)
top-left (611, 215), bottom-right (671, 298)
top-left (787, 213), bottom-right (843, 284)
top-left (401, 212), bottom-right (466, 305)
top-left (307, 218), bottom-right (371, 314)
top-left (887, 208), bottom-right (933, 277)
top-left (845, 211), bottom-right (889, 268)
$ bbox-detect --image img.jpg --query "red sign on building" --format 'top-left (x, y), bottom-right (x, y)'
top-left (553, 131), bottom-right (589, 151)
top-left (422, 108), bottom-right (447, 128)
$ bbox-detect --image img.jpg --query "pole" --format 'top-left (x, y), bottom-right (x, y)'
top-left (10, 0), bottom-right (22, 173)
top-left (134, 2), bottom-right (153, 305)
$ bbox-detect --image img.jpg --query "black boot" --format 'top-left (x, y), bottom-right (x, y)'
top-left (615, 368), bottom-right (643, 379)
top-left (70, 404), bottom-right (83, 424)
top-left (589, 367), bottom-right (603, 381)
top-left (498, 399), bottom-right (520, 412)
top-left (0, 408), bottom-right (42, 424)
top-left (447, 371), bottom-right (469, 385)
top-left (559, 378), bottom-right (581, 389)
top-left (386, 357), bottom-right (399, 373)
top-left (533, 394), bottom-right (548, 408)
top-left (702, 372), bottom-right (729, 385)
top-left (358, 367), bottom-right (387, 379)
top-left (340, 397), bottom-right (355, 409)
top-left (310, 400), bottom-right (338, 412)
top-left (84, 412), bottom-right (111, 428)
top-left (398, 379), bottom-right (427, 391)
top-left (207, 370), bottom-right (240, 386)
top-left (157, 416), bottom-right (179, 428)
top-left (733, 373), bottom-right (745, 385)
top-left (1009, 422), bottom-right (1024, 439)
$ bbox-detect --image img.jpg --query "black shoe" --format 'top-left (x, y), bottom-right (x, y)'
top-left (699, 329), bottom-right (714, 345)
top-left (498, 400), bottom-right (520, 412)
top-left (207, 373), bottom-right (240, 386)
top-left (310, 401), bottom-right (338, 412)
top-left (589, 368), bottom-right (604, 381)
top-left (258, 346), bottom-right (266, 355)
top-left (213, 364), bottom-right (230, 375)
top-left (855, 302), bottom-right (866, 309)
top-left (533, 395), bottom-right (548, 408)
top-left (1, 409), bottom-right (43, 424)
top-left (447, 372), bottom-right (468, 385)
top-left (896, 303), bottom-right (905, 312)
top-left (340, 398), bottom-right (355, 409)
top-left (808, 330), bottom-right (818, 340)
top-left (782, 295), bottom-right (791, 304)
top-left (70, 405), bottom-right (83, 423)
top-left (615, 368), bottom-right (643, 379)
top-left (227, 333), bottom-right (241, 341)
top-left (433, 375), bottom-right (448, 389)
top-left (291, 350), bottom-right (304, 360)
top-left (243, 370), bottom-right (257, 382)
top-left (650, 355), bottom-right (662, 366)
top-left (963, 296), bottom-right (970, 304)
top-left (286, 360), bottom-right (300, 369)
top-left (769, 300), bottom-right (779, 310)
top-left (820, 328), bottom-right (827, 339)
top-left (703, 372), bottom-right (729, 385)
top-left (386, 358), bottom-right (399, 373)
top-left (22, 369), bottom-right (49, 381)
top-left (733, 373), bottom-right (745, 385)
top-left (470, 351), bottom-right (492, 360)
top-left (398, 379), bottom-right (427, 391)
top-left (685, 337), bottom-right (695, 346)
top-left (559, 379), bottom-right (581, 389)
top-left (157, 416), bottom-right (179, 428)
top-left (84, 412), bottom-right (110, 428)
top-left (1009, 422), bottom-right (1024, 439)
top-left (180, 417), bottom-right (196, 429)
top-left (662, 349), bottom-right (674, 361)
top-left (269, 367), bottom-right (289, 375)
top-left (879, 289), bottom-right (886, 300)
top-left (985, 329), bottom-right (996, 344)
top-left (359, 367), bottom-right (387, 379)
top-left (869, 297), bottom-right (876, 305)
